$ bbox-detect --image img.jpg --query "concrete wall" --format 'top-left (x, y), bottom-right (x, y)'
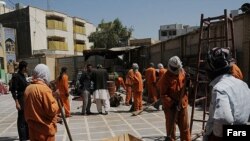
top-left (45, 57), bottom-right (56, 80)
top-left (139, 13), bottom-right (250, 84)
top-left (29, 7), bottom-right (47, 51)
top-left (85, 22), bottom-right (96, 49)
top-left (22, 57), bottom-right (56, 81)
top-left (0, 5), bottom-right (13, 14)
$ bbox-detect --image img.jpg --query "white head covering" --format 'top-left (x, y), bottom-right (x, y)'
top-left (168, 56), bottom-right (182, 74)
top-left (33, 64), bottom-right (50, 83)
top-left (132, 63), bottom-right (139, 71)
top-left (158, 63), bottom-right (164, 69)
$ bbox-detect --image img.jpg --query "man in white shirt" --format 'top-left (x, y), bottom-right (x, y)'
top-left (203, 47), bottom-right (250, 141)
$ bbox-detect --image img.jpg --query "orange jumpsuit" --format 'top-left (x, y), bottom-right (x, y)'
top-left (231, 63), bottom-right (243, 80)
top-left (125, 69), bottom-right (134, 105)
top-left (158, 69), bottom-right (191, 141)
top-left (132, 70), bottom-right (143, 111)
top-left (145, 67), bottom-right (157, 103)
top-left (56, 74), bottom-right (70, 117)
top-left (24, 80), bottom-right (59, 141)
top-left (158, 68), bottom-right (167, 80)
top-left (115, 77), bottom-right (126, 91)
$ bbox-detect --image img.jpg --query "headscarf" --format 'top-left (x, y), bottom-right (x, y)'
top-left (132, 63), bottom-right (139, 71)
top-left (168, 56), bottom-right (182, 75)
top-left (158, 63), bottom-right (164, 69)
top-left (33, 64), bottom-right (50, 84)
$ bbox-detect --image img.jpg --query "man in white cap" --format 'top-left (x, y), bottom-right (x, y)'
top-left (24, 64), bottom-right (59, 141)
top-left (158, 56), bottom-right (191, 141)
top-left (157, 63), bottom-right (167, 80)
top-left (131, 63), bottom-right (143, 112)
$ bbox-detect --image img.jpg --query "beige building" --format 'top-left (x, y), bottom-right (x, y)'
top-left (29, 6), bottom-right (96, 57)
top-left (0, 1), bottom-right (13, 14)
top-left (0, 4), bottom-right (96, 59)
top-left (0, 3), bottom-right (96, 82)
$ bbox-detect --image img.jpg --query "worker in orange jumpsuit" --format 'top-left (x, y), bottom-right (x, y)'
top-left (131, 63), bottom-right (143, 111)
top-left (56, 67), bottom-right (71, 117)
top-left (115, 75), bottom-right (126, 92)
top-left (158, 56), bottom-right (191, 141)
top-left (153, 63), bottom-right (167, 110)
top-left (230, 59), bottom-right (243, 80)
top-left (145, 62), bottom-right (157, 103)
top-left (125, 69), bottom-right (134, 106)
top-left (157, 63), bottom-right (167, 80)
top-left (24, 64), bottom-right (59, 141)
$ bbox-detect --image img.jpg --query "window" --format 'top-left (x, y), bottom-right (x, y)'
top-left (161, 31), bottom-right (167, 36)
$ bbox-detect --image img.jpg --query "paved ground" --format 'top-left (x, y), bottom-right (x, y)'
top-left (0, 93), bottom-right (205, 141)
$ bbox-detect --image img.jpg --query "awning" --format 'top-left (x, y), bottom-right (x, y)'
top-left (83, 46), bottom-right (141, 60)
top-left (109, 46), bottom-right (141, 51)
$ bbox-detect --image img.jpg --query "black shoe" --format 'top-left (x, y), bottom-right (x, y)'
top-left (86, 112), bottom-right (93, 115)
top-left (98, 112), bottom-right (102, 114)
top-left (165, 136), bottom-right (171, 141)
top-left (103, 111), bottom-right (108, 115)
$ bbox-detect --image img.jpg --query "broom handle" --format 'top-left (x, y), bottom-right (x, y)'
top-left (57, 97), bottom-right (73, 141)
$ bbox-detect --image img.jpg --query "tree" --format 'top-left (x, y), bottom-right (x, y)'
top-left (89, 18), bottom-right (133, 49)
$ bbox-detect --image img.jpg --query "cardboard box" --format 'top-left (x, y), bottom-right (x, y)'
top-left (103, 133), bottom-right (142, 141)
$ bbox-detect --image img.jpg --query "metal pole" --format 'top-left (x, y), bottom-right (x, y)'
top-left (57, 98), bottom-right (73, 141)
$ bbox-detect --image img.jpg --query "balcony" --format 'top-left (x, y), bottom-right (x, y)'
top-left (47, 20), bottom-right (67, 31)
top-left (48, 41), bottom-right (68, 51)
top-left (74, 44), bottom-right (87, 52)
top-left (73, 25), bottom-right (86, 35)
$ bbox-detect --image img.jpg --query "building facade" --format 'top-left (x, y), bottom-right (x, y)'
top-left (0, 4), bottom-right (96, 82)
top-left (159, 23), bottom-right (199, 41)
top-left (0, 5), bottom-right (96, 60)
top-left (29, 6), bottom-right (96, 57)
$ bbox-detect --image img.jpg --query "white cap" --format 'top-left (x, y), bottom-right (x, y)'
top-left (132, 63), bottom-right (139, 70)
top-left (168, 56), bottom-right (182, 74)
top-left (157, 63), bottom-right (164, 69)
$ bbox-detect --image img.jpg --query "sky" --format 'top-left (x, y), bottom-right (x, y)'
top-left (4, 0), bottom-right (250, 40)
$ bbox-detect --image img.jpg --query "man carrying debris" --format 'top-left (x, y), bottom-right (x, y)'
top-left (24, 64), bottom-right (59, 141)
top-left (203, 47), bottom-right (250, 141)
top-left (158, 56), bottom-right (191, 141)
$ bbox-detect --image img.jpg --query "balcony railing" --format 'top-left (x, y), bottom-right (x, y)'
top-left (47, 20), bottom-right (67, 31)
top-left (74, 44), bottom-right (86, 52)
top-left (73, 25), bottom-right (86, 35)
top-left (48, 41), bottom-right (68, 51)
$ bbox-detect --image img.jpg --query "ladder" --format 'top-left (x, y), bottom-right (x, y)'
top-left (190, 9), bottom-right (235, 140)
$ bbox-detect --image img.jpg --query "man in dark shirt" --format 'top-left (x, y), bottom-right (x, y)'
top-left (79, 64), bottom-right (93, 115)
top-left (10, 61), bottom-right (29, 140)
top-left (92, 65), bottom-right (110, 115)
